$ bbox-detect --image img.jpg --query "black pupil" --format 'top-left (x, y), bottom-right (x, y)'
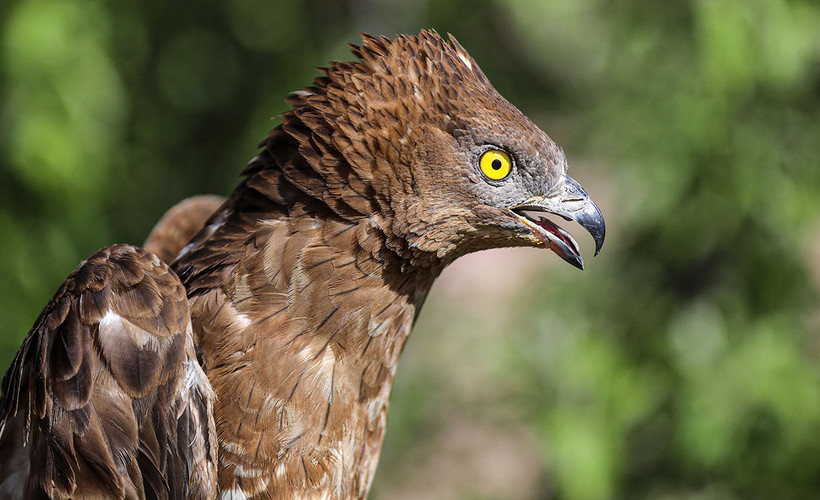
top-left (491, 159), bottom-right (502, 170)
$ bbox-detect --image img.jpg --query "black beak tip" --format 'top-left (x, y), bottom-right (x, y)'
top-left (577, 205), bottom-right (606, 258)
top-left (592, 223), bottom-right (606, 257)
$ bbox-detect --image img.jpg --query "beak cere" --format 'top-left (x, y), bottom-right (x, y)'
top-left (512, 176), bottom-right (606, 270)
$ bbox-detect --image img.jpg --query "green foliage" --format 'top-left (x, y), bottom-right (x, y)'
top-left (504, 0), bottom-right (820, 498)
top-left (1, 0), bottom-right (819, 498)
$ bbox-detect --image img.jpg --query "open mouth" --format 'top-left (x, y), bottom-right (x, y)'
top-left (513, 207), bottom-right (584, 269)
top-left (508, 176), bottom-right (605, 270)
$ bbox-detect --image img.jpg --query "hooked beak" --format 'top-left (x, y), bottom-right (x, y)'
top-left (511, 176), bottom-right (606, 270)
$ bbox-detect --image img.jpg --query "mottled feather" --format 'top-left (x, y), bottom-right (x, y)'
top-left (0, 245), bottom-right (216, 499)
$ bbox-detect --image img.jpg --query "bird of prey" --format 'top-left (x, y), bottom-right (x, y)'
top-left (0, 31), bottom-right (605, 499)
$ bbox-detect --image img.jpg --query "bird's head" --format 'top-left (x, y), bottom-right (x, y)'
top-left (273, 31), bottom-right (604, 270)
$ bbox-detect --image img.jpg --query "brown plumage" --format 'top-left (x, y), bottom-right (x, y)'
top-left (0, 245), bottom-right (216, 499)
top-left (0, 31), bottom-right (604, 499)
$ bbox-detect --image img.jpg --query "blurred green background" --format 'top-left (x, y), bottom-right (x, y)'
top-left (2, 0), bottom-right (820, 498)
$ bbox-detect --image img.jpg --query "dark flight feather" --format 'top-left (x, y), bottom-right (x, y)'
top-left (0, 246), bottom-right (216, 499)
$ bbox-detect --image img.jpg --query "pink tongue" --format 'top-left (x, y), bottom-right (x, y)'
top-left (535, 218), bottom-right (579, 254)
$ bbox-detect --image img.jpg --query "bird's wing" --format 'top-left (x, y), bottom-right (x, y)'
top-left (0, 244), bottom-right (216, 499)
top-left (143, 194), bottom-right (227, 265)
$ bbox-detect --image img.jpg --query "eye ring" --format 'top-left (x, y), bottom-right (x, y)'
top-left (479, 149), bottom-right (513, 181)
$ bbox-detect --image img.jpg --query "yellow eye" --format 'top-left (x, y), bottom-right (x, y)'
top-left (479, 149), bottom-right (512, 181)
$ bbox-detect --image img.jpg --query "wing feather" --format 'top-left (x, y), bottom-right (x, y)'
top-left (0, 244), bottom-right (216, 498)
top-left (143, 195), bottom-right (227, 265)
